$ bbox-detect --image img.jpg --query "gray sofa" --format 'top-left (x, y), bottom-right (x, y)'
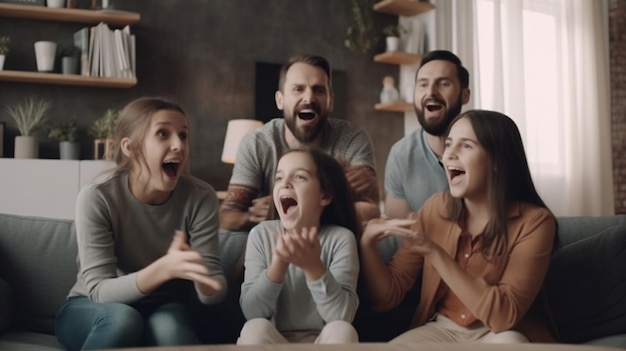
top-left (0, 212), bottom-right (625, 350)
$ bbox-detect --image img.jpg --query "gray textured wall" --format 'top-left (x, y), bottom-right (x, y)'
top-left (0, 0), bottom-right (405, 192)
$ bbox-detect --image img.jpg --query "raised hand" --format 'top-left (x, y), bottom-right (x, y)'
top-left (164, 230), bottom-right (222, 291)
top-left (404, 230), bottom-right (439, 257)
top-left (273, 227), bottom-right (326, 281)
top-left (361, 217), bottom-right (417, 247)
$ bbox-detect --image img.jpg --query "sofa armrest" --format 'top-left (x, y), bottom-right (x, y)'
top-left (0, 277), bottom-right (12, 332)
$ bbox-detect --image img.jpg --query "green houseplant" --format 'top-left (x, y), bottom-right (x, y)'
top-left (382, 24), bottom-right (407, 38)
top-left (0, 36), bottom-right (10, 71)
top-left (5, 97), bottom-right (51, 158)
top-left (49, 121), bottom-right (80, 160)
top-left (382, 24), bottom-right (407, 52)
top-left (89, 109), bottom-right (119, 160)
top-left (49, 121), bottom-right (78, 142)
top-left (345, 0), bottom-right (377, 54)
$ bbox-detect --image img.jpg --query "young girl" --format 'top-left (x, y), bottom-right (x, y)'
top-left (360, 110), bottom-right (556, 344)
top-left (55, 97), bottom-right (226, 350)
top-left (237, 148), bottom-right (361, 344)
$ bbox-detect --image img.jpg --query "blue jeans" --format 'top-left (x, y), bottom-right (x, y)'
top-left (55, 296), bottom-right (200, 350)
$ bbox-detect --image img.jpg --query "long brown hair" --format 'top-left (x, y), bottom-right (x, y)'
top-left (446, 110), bottom-right (548, 256)
top-left (269, 148), bottom-right (361, 238)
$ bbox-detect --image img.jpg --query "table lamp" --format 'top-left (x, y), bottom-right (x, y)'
top-left (221, 119), bottom-right (263, 164)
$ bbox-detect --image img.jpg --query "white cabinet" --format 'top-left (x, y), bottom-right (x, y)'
top-left (0, 159), bottom-right (115, 219)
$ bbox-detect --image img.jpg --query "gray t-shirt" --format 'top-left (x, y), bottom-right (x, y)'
top-left (229, 118), bottom-right (375, 197)
top-left (384, 127), bottom-right (448, 212)
top-left (240, 220), bottom-right (359, 332)
top-left (69, 172), bottom-right (226, 305)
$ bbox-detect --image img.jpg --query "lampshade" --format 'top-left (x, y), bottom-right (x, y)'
top-left (221, 119), bottom-right (263, 164)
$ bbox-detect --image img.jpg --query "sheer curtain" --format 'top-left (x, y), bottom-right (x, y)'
top-left (433, 0), bottom-right (614, 216)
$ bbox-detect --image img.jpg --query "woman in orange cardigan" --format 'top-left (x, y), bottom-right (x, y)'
top-left (360, 110), bottom-right (556, 343)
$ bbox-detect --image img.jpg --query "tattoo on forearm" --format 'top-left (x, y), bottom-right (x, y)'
top-left (220, 184), bottom-right (257, 212)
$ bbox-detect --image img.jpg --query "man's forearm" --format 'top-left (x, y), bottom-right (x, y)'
top-left (219, 209), bottom-right (254, 231)
top-left (219, 184), bottom-right (258, 231)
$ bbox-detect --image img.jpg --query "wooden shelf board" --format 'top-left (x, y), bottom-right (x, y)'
top-left (374, 51), bottom-right (422, 65)
top-left (0, 70), bottom-right (137, 88)
top-left (375, 102), bottom-right (413, 112)
top-left (373, 0), bottom-right (435, 17)
top-left (0, 3), bottom-right (140, 25)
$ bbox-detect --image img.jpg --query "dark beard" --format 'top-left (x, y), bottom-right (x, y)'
top-left (283, 104), bottom-right (326, 143)
top-left (415, 96), bottom-right (463, 136)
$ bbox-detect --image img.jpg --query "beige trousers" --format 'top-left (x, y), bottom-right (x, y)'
top-left (391, 314), bottom-right (529, 344)
top-left (237, 318), bottom-right (359, 345)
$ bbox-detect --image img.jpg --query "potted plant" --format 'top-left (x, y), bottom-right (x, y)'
top-left (49, 121), bottom-right (80, 160)
top-left (382, 24), bottom-right (407, 52)
top-left (0, 36), bottom-right (9, 71)
top-left (344, 0), bottom-right (377, 54)
top-left (89, 108), bottom-right (118, 160)
top-left (5, 97), bottom-right (51, 159)
top-left (58, 44), bottom-right (80, 75)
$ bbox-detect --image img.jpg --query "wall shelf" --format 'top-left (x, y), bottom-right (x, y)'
top-left (373, 0), bottom-right (434, 17)
top-left (375, 102), bottom-right (413, 112)
top-left (374, 52), bottom-right (422, 65)
top-left (372, 0), bottom-right (433, 112)
top-left (0, 70), bottom-right (137, 88)
top-left (0, 3), bottom-right (140, 25)
top-left (0, 3), bottom-right (139, 87)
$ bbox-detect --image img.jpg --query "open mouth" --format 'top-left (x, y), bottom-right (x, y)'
top-left (280, 196), bottom-right (298, 214)
top-left (162, 160), bottom-right (180, 177)
top-left (426, 103), bottom-right (443, 112)
top-left (297, 103), bottom-right (321, 121)
top-left (298, 109), bottom-right (316, 121)
top-left (447, 166), bottom-right (465, 180)
top-left (424, 98), bottom-right (444, 112)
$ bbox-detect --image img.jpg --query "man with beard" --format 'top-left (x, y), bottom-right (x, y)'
top-left (384, 50), bottom-right (471, 219)
top-left (351, 50), bottom-right (471, 343)
top-left (220, 54), bottom-right (380, 232)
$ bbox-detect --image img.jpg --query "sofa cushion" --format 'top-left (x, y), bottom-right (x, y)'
top-left (0, 214), bottom-right (78, 335)
top-left (545, 224), bottom-right (626, 343)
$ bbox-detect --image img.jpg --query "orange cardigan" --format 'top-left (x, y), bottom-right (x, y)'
top-left (377, 193), bottom-right (557, 342)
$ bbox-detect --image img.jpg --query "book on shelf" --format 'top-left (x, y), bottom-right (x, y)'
top-left (102, 24), bottom-right (116, 78)
top-left (114, 26), bottom-right (135, 79)
top-left (86, 22), bottom-right (136, 79)
top-left (88, 25), bottom-right (99, 77)
top-left (74, 27), bottom-right (90, 76)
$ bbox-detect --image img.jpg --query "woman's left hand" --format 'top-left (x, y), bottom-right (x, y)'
top-left (404, 231), bottom-right (441, 257)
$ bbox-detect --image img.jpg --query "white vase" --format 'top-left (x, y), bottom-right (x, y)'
top-left (0, 54), bottom-right (5, 71)
top-left (14, 136), bottom-right (38, 159)
top-left (34, 41), bottom-right (57, 72)
top-left (386, 36), bottom-right (400, 52)
top-left (46, 0), bottom-right (65, 8)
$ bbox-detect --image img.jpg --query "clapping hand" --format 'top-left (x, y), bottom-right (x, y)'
top-left (361, 217), bottom-right (417, 247)
top-left (165, 230), bottom-right (222, 292)
top-left (273, 227), bottom-right (326, 280)
top-left (404, 230), bottom-right (439, 256)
